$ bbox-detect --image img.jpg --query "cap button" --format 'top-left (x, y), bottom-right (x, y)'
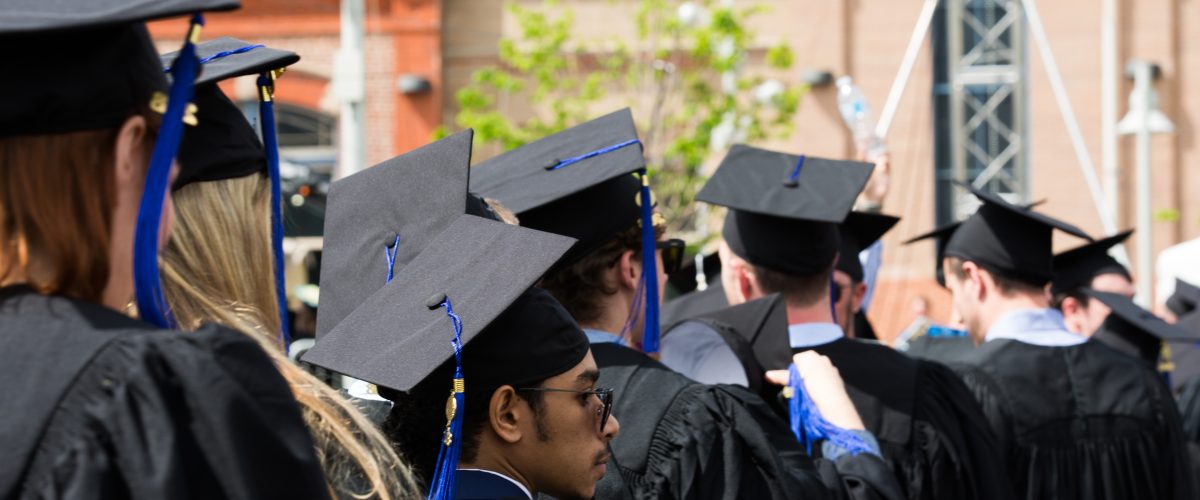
top-left (426, 292), bottom-right (447, 310)
top-left (543, 159), bottom-right (563, 170)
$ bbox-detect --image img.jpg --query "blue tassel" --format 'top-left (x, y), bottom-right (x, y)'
top-left (384, 234), bottom-right (401, 285)
top-left (258, 73), bottom-right (290, 346)
top-left (428, 297), bottom-right (467, 500)
top-left (544, 139), bottom-right (640, 170)
top-left (134, 13), bottom-right (205, 328)
top-left (787, 364), bottom-right (873, 456)
top-left (787, 155), bottom-right (807, 183)
top-left (637, 171), bottom-right (661, 353)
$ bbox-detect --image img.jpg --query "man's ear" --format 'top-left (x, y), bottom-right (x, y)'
top-left (488, 386), bottom-right (525, 445)
top-left (851, 282), bottom-right (867, 313)
top-left (736, 263), bottom-right (757, 302)
top-left (615, 249), bottom-right (640, 292)
top-left (962, 261), bottom-right (987, 302)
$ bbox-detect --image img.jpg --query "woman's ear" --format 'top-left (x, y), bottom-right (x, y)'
top-left (489, 386), bottom-right (525, 445)
top-left (113, 115), bottom-right (148, 190)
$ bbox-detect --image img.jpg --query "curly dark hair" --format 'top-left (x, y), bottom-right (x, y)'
top-left (538, 223), bottom-right (665, 325)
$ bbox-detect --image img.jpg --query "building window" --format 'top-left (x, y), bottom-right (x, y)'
top-left (932, 0), bottom-right (1028, 225)
top-left (238, 101), bottom-right (337, 173)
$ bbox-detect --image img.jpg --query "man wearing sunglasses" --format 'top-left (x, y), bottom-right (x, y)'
top-left (471, 111), bottom-right (903, 500)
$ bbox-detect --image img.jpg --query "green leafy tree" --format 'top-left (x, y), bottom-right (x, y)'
top-left (445, 0), bottom-right (804, 242)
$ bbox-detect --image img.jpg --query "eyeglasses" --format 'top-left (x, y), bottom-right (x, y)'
top-left (658, 239), bottom-right (685, 275)
top-left (606, 238), bottom-right (685, 275)
top-left (515, 386), bottom-right (615, 435)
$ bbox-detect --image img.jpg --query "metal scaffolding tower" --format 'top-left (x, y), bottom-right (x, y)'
top-left (943, 0), bottom-right (1027, 217)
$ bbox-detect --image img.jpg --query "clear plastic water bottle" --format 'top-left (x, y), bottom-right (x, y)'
top-left (835, 76), bottom-right (887, 160)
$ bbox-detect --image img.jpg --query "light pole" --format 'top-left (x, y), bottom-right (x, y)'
top-left (1117, 60), bottom-right (1175, 307)
top-left (335, 0), bottom-right (366, 180)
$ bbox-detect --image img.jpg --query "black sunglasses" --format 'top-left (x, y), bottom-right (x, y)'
top-left (657, 238), bottom-right (685, 275)
top-left (606, 238), bottom-right (685, 275)
top-left (515, 386), bottom-right (615, 435)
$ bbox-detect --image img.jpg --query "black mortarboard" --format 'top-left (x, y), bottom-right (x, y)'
top-left (904, 200), bottom-right (1046, 287)
top-left (697, 145), bottom-right (874, 275)
top-left (302, 215), bottom-right (587, 500)
top-left (303, 214), bottom-right (586, 392)
top-left (1050, 229), bottom-right (1133, 296)
top-left (1085, 289), bottom-right (1200, 366)
top-left (164, 38), bottom-right (300, 189)
top-left (1167, 279), bottom-right (1200, 318)
top-left (470, 109), bottom-right (668, 352)
top-left (903, 221), bottom-right (961, 287)
top-left (837, 212), bottom-right (900, 282)
top-left (943, 185), bottom-right (1091, 286)
top-left (470, 108), bottom-right (646, 265)
top-left (0, 0), bottom-right (239, 137)
top-left (315, 130), bottom-right (475, 339)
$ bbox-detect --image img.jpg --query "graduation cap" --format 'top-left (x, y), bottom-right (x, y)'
top-left (303, 215), bottom-right (587, 500)
top-left (470, 109), bottom-right (666, 352)
top-left (943, 184), bottom-right (1091, 286)
top-left (1, 0), bottom-right (241, 328)
top-left (904, 199), bottom-right (1048, 287)
top-left (697, 145), bottom-right (874, 276)
top-left (903, 222), bottom-right (961, 287)
top-left (0, 0), bottom-right (239, 136)
top-left (1085, 289), bottom-right (1200, 366)
top-left (470, 109), bottom-right (645, 260)
top-left (837, 212), bottom-right (900, 283)
top-left (163, 37), bottom-right (300, 343)
top-left (1050, 229), bottom-right (1133, 296)
top-left (1166, 279), bottom-right (1200, 318)
top-left (315, 130), bottom-right (476, 339)
top-left (166, 38), bottom-right (300, 188)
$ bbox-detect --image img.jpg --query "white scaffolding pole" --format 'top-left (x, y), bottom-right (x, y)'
top-left (876, 0), bottom-right (939, 139)
top-left (1021, 0), bottom-right (1126, 263)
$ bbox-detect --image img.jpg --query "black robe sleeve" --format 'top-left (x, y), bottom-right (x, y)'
top-left (19, 326), bottom-right (331, 499)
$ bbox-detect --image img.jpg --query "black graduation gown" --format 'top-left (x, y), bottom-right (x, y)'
top-left (950, 339), bottom-right (1194, 500)
top-left (660, 283), bottom-right (729, 328)
top-left (682, 294), bottom-right (1013, 500)
top-left (1174, 375), bottom-right (1200, 494)
top-left (0, 286), bottom-right (330, 499)
top-left (903, 336), bottom-right (978, 365)
top-left (589, 342), bottom-right (903, 500)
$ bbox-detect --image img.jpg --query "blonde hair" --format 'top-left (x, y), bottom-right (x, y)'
top-left (161, 174), bottom-right (421, 499)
